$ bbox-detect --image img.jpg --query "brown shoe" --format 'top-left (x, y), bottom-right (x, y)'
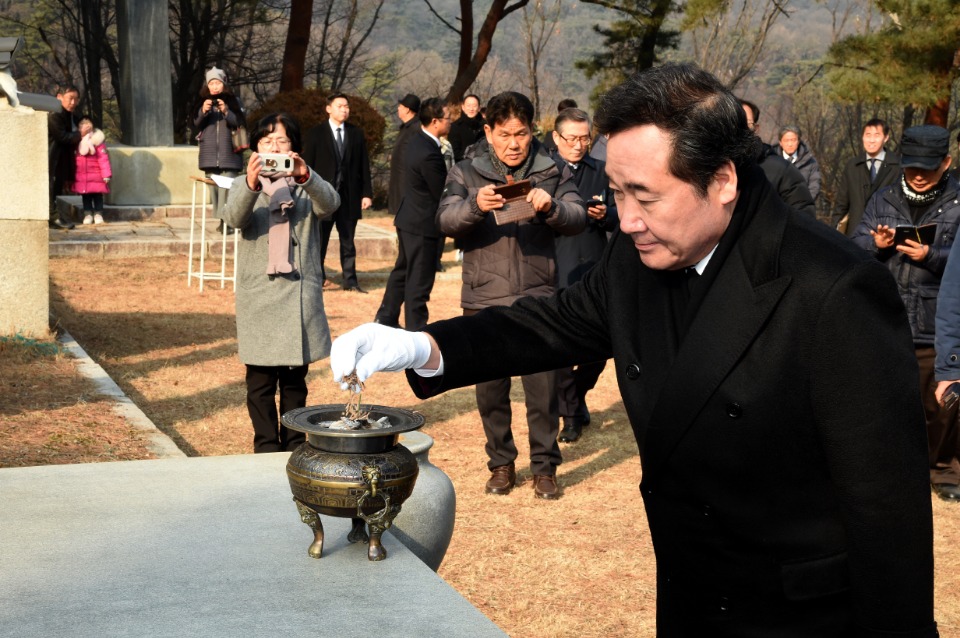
top-left (485, 464), bottom-right (516, 495)
top-left (533, 474), bottom-right (560, 500)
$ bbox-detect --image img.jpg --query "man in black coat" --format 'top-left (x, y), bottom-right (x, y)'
top-left (303, 92), bottom-right (373, 292)
top-left (374, 98), bottom-right (450, 331)
top-left (330, 64), bottom-right (937, 636)
top-left (448, 94), bottom-right (484, 163)
top-left (834, 118), bottom-right (902, 235)
top-left (48, 84), bottom-right (83, 229)
top-left (549, 108), bottom-right (618, 442)
top-left (387, 93), bottom-right (420, 216)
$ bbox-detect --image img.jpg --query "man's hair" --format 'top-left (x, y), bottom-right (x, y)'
top-left (596, 63), bottom-right (759, 198)
top-left (864, 118), bottom-right (890, 136)
top-left (250, 112), bottom-right (302, 153)
top-left (778, 125), bottom-right (801, 140)
top-left (485, 91), bottom-right (535, 129)
top-left (326, 92), bottom-right (349, 106)
top-left (419, 97), bottom-right (446, 126)
top-left (557, 98), bottom-right (578, 112)
top-left (56, 84), bottom-right (79, 97)
top-left (463, 94), bottom-right (480, 105)
top-left (738, 99), bottom-right (760, 124)
top-left (554, 108), bottom-right (590, 133)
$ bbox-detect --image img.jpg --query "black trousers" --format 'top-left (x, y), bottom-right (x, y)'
top-left (245, 364), bottom-right (309, 453)
top-left (320, 202), bottom-right (359, 288)
top-left (555, 360), bottom-right (606, 419)
top-left (375, 229), bottom-right (439, 331)
top-left (917, 346), bottom-right (960, 484)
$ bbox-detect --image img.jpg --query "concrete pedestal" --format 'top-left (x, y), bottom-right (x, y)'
top-left (106, 144), bottom-right (201, 206)
top-left (0, 454), bottom-right (506, 637)
top-left (0, 101), bottom-right (49, 336)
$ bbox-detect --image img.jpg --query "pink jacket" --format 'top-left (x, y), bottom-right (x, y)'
top-left (73, 129), bottom-right (112, 195)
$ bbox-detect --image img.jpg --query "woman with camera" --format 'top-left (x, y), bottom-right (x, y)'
top-left (194, 66), bottom-right (245, 231)
top-left (220, 112), bottom-right (340, 453)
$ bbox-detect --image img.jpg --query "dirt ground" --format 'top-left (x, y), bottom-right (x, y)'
top-left (2, 244), bottom-right (958, 636)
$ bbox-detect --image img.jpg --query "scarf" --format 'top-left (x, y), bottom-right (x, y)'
top-left (489, 144), bottom-right (535, 181)
top-left (901, 171), bottom-right (949, 206)
top-left (258, 175), bottom-right (297, 275)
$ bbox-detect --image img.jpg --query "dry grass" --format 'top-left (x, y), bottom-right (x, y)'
top-left (1, 242), bottom-right (955, 636)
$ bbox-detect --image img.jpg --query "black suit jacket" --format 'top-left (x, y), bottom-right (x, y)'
top-left (395, 130), bottom-right (447, 239)
top-left (408, 167), bottom-right (936, 636)
top-left (302, 120), bottom-right (372, 218)
top-left (835, 151), bottom-right (901, 236)
top-left (388, 118), bottom-right (421, 215)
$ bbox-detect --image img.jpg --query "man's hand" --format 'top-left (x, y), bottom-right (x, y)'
top-left (870, 224), bottom-right (895, 249)
top-left (527, 187), bottom-right (553, 213)
top-left (897, 238), bottom-right (929, 262)
top-left (587, 199), bottom-right (606, 220)
top-left (361, 197), bottom-right (373, 210)
top-left (476, 184), bottom-right (504, 213)
top-left (330, 323), bottom-right (437, 388)
top-left (936, 379), bottom-right (960, 404)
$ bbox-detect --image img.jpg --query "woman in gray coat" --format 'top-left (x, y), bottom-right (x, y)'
top-left (221, 112), bottom-right (340, 452)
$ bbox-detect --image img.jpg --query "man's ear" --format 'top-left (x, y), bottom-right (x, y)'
top-left (713, 160), bottom-right (739, 205)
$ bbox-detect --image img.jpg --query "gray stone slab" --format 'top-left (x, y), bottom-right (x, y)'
top-left (0, 454), bottom-right (506, 638)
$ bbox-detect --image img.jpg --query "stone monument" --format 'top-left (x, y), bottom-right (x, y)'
top-left (0, 37), bottom-right (57, 337)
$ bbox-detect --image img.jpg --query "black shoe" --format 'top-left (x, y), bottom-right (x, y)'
top-left (343, 285), bottom-right (368, 294)
top-left (932, 483), bottom-right (960, 502)
top-left (575, 400), bottom-right (591, 427)
top-left (558, 417), bottom-right (582, 443)
top-left (50, 217), bottom-right (75, 230)
top-left (216, 221), bottom-right (236, 235)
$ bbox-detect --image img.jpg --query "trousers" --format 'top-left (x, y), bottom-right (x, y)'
top-left (245, 363), bottom-right (309, 453)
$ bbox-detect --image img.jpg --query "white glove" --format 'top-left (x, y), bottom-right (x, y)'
top-left (330, 323), bottom-right (433, 389)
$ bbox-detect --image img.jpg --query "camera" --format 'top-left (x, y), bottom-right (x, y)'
top-left (260, 153), bottom-right (293, 175)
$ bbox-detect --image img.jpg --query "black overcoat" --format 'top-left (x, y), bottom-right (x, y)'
top-left (834, 152), bottom-right (901, 236)
top-left (408, 167), bottom-right (936, 637)
top-left (395, 130), bottom-right (447, 238)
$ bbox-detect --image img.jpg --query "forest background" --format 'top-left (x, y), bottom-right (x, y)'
top-left (2, 0), bottom-right (959, 224)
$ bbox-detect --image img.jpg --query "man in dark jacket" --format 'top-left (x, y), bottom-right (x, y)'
top-left (739, 99), bottom-right (815, 217)
top-left (48, 84), bottom-right (82, 229)
top-left (433, 91), bottom-right (586, 500)
top-left (303, 92), bottom-right (373, 292)
top-left (448, 94), bottom-right (484, 163)
top-left (774, 125), bottom-right (821, 203)
top-left (387, 93), bottom-right (420, 216)
top-left (852, 125), bottom-right (960, 504)
top-left (331, 64), bottom-right (937, 636)
top-left (374, 98), bottom-right (450, 331)
top-left (549, 108), bottom-right (617, 442)
top-left (834, 118), bottom-right (901, 235)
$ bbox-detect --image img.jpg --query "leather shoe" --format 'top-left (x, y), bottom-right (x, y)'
top-left (932, 483), bottom-right (960, 502)
top-left (558, 417), bottom-right (582, 443)
top-left (343, 285), bottom-right (368, 294)
top-left (533, 474), bottom-right (560, 500)
top-left (485, 464), bottom-right (516, 495)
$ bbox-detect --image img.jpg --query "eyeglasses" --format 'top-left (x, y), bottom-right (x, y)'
top-left (258, 136), bottom-right (292, 150)
top-left (557, 132), bottom-right (591, 146)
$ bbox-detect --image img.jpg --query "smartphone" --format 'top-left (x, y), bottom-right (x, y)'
top-left (941, 381), bottom-right (960, 410)
top-left (492, 179), bottom-right (532, 201)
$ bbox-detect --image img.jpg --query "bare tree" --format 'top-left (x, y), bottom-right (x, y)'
top-left (521, 0), bottom-right (562, 120)
top-left (424, 0), bottom-right (532, 104)
top-left (308, 0), bottom-right (384, 91)
top-left (280, 0), bottom-right (313, 91)
top-left (682, 0), bottom-right (791, 90)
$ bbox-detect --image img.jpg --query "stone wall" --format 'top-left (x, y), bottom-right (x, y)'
top-left (0, 101), bottom-right (49, 337)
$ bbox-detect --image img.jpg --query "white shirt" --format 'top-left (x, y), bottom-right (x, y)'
top-left (327, 119), bottom-right (345, 142)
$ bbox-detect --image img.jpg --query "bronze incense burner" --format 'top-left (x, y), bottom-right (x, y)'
top-left (281, 404), bottom-right (424, 561)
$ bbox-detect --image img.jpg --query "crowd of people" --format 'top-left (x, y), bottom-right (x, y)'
top-left (45, 62), bottom-right (959, 634)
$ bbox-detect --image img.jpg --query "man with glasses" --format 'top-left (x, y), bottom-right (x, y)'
top-left (550, 108), bottom-right (617, 442)
top-left (303, 93), bottom-right (373, 292)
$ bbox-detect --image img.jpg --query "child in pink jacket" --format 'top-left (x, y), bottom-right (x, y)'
top-left (73, 118), bottom-right (112, 225)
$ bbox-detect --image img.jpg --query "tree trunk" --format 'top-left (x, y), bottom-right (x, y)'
top-left (280, 0), bottom-right (314, 92)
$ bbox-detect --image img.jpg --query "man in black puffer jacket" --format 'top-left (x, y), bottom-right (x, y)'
top-left (852, 124), bottom-right (960, 503)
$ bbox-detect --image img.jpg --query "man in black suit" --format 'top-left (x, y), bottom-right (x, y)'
top-left (374, 98), bottom-right (450, 331)
top-left (303, 92), bottom-right (373, 292)
top-left (549, 108), bottom-right (617, 442)
top-left (834, 118), bottom-right (901, 235)
top-left (48, 84), bottom-right (83, 229)
top-left (387, 93), bottom-right (420, 217)
top-left (330, 64), bottom-right (937, 635)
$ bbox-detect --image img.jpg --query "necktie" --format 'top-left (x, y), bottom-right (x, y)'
top-left (335, 127), bottom-right (344, 159)
top-left (868, 158), bottom-right (878, 182)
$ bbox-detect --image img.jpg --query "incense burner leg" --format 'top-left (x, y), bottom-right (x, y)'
top-left (294, 499), bottom-right (324, 559)
top-left (348, 516), bottom-right (369, 543)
